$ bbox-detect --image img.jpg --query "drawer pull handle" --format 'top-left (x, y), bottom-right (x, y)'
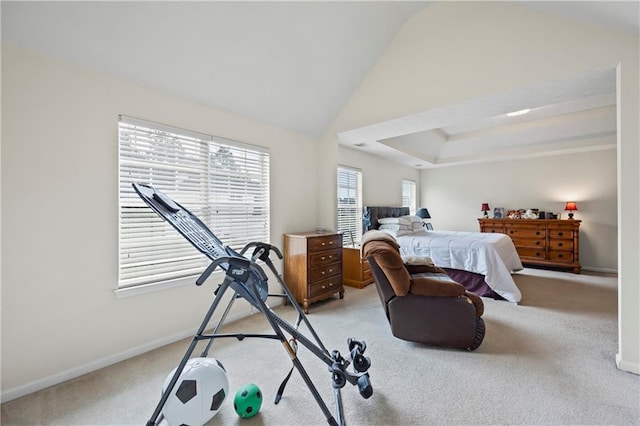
top-left (510, 230), bottom-right (514, 234)
top-left (536, 241), bottom-right (540, 245)
top-left (321, 271), bottom-right (325, 275)
top-left (328, 255), bottom-right (333, 259)
top-left (536, 231), bottom-right (540, 235)
top-left (558, 254), bottom-right (563, 258)
top-left (558, 243), bottom-right (563, 247)
top-left (491, 230), bottom-right (495, 233)
top-left (322, 285), bottom-right (326, 289)
top-left (321, 256), bottom-right (326, 260)
top-left (558, 232), bottom-right (563, 237)
top-left (321, 242), bottom-right (326, 246)
top-left (536, 252), bottom-right (540, 256)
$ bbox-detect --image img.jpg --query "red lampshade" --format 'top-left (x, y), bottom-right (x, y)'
top-left (481, 203), bottom-right (490, 212)
top-left (564, 202), bottom-right (578, 211)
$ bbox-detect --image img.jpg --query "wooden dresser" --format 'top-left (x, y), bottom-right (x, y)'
top-left (342, 246), bottom-right (373, 289)
top-left (283, 231), bottom-right (344, 313)
top-left (478, 219), bottom-right (581, 273)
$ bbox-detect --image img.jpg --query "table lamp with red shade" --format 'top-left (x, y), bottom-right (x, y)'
top-left (564, 201), bottom-right (578, 219)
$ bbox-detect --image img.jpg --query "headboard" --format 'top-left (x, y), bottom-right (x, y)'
top-left (363, 206), bottom-right (410, 232)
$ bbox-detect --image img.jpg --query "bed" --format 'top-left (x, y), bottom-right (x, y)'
top-left (363, 206), bottom-right (523, 303)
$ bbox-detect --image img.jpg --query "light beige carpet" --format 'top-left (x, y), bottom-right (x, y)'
top-left (2, 268), bottom-right (638, 425)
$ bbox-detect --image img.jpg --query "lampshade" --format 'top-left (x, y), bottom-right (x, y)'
top-left (415, 208), bottom-right (431, 219)
top-left (481, 203), bottom-right (490, 212)
top-left (564, 202), bottom-right (578, 211)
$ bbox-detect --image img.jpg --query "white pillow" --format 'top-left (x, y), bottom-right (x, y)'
top-left (380, 223), bottom-right (412, 231)
top-left (411, 221), bottom-right (425, 231)
top-left (378, 216), bottom-right (407, 225)
top-left (378, 215), bottom-right (422, 226)
top-left (411, 225), bottom-right (427, 234)
top-left (403, 215), bottom-right (423, 223)
top-left (379, 228), bottom-right (413, 238)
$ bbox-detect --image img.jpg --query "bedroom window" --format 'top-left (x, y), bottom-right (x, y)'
top-left (118, 115), bottom-right (270, 290)
top-left (337, 166), bottom-right (362, 247)
top-left (402, 179), bottom-right (416, 214)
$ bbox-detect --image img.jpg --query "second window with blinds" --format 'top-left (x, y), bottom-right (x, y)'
top-left (337, 166), bottom-right (362, 247)
top-left (402, 179), bottom-right (417, 215)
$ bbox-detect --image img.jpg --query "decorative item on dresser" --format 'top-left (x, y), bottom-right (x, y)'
top-left (564, 201), bottom-right (578, 219)
top-left (283, 231), bottom-right (344, 313)
top-left (481, 203), bottom-right (490, 218)
top-left (342, 246), bottom-right (373, 289)
top-left (478, 219), bottom-right (581, 273)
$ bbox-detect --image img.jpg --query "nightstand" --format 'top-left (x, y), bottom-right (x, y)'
top-left (342, 246), bottom-right (373, 289)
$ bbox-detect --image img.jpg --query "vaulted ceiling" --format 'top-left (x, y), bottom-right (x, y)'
top-left (2, 1), bottom-right (637, 168)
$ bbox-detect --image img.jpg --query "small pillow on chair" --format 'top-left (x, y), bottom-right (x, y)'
top-left (409, 277), bottom-right (466, 298)
top-left (402, 255), bottom-right (435, 267)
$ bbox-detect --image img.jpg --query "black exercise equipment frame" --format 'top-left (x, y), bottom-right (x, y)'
top-left (133, 184), bottom-right (372, 426)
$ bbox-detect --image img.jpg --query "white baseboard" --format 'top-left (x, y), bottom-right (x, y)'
top-left (616, 353), bottom-right (640, 375)
top-left (0, 309), bottom-right (252, 403)
top-left (581, 266), bottom-right (618, 274)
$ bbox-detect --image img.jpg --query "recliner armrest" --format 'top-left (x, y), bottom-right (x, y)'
top-left (409, 277), bottom-right (466, 297)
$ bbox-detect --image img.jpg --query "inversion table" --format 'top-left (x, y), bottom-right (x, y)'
top-left (133, 184), bottom-right (373, 426)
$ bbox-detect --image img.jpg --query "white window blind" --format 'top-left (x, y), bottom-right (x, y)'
top-left (337, 166), bottom-right (362, 247)
top-left (118, 115), bottom-right (270, 289)
top-left (402, 179), bottom-right (417, 214)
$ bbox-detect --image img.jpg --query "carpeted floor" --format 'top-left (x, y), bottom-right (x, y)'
top-left (2, 268), bottom-right (638, 425)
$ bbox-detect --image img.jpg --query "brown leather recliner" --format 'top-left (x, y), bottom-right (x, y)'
top-left (362, 231), bottom-right (485, 351)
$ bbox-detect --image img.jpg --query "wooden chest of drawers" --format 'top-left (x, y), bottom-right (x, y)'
top-left (342, 246), bottom-right (373, 289)
top-left (478, 219), bottom-right (581, 273)
top-left (283, 231), bottom-right (344, 313)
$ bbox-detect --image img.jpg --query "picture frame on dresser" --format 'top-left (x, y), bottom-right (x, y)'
top-left (493, 207), bottom-right (505, 219)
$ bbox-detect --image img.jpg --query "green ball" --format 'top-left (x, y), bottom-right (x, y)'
top-left (233, 383), bottom-right (262, 418)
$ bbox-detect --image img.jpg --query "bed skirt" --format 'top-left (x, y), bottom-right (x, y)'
top-left (441, 268), bottom-right (506, 301)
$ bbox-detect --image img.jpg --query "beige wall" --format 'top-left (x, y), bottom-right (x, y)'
top-left (325, 2), bottom-right (638, 373)
top-left (1, 45), bottom-right (319, 399)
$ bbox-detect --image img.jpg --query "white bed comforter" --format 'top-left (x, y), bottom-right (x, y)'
top-left (396, 230), bottom-right (523, 303)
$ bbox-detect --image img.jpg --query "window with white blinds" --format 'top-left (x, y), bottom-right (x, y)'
top-left (118, 115), bottom-right (270, 289)
top-left (337, 166), bottom-right (362, 247)
top-left (402, 179), bottom-right (417, 214)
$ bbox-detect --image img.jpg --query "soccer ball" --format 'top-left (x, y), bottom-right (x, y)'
top-left (162, 357), bottom-right (229, 426)
top-left (233, 383), bottom-right (263, 419)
